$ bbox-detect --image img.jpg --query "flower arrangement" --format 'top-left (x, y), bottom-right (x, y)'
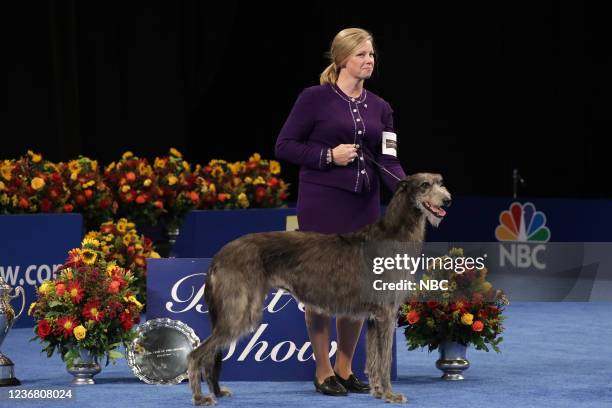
top-left (29, 238), bottom-right (143, 367)
top-left (0, 151), bottom-right (70, 214)
top-left (59, 156), bottom-right (117, 229)
top-left (103, 151), bottom-right (164, 225)
top-left (399, 248), bottom-right (508, 352)
top-left (83, 218), bottom-right (160, 303)
top-left (153, 148), bottom-right (204, 230)
top-left (197, 153), bottom-right (289, 210)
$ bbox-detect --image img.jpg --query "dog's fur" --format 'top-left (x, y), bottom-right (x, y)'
top-left (187, 173), bottom-right (451, 405)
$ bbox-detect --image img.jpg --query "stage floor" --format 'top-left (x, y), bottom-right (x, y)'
top-left (2, 302), bottom-right (611, 408)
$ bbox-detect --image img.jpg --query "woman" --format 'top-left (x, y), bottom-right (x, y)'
top-left (275, 27), bottom-right (406, 396)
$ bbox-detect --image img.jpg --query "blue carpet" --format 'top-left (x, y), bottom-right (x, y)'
top-left (2, 302), bottom-right (612, 408)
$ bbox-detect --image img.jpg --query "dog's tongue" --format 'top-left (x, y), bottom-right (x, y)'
top-left (431, 205), bottom-right (446, 217)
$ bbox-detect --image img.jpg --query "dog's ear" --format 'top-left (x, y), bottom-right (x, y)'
top-left (397, 180), bottom-right (410, 191)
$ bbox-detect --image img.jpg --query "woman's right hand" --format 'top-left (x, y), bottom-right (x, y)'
top-left (332, 144), bottom-right (359, 166)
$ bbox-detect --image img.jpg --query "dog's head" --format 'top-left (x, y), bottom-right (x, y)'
top-left (397, 173), bottom-right (452, 227)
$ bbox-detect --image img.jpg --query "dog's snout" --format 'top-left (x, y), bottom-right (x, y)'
top-left (443, 198), bottom-right (452, 208)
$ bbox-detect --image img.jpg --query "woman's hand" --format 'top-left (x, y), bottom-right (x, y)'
top-left (332, 144), bottom-right (359, 166)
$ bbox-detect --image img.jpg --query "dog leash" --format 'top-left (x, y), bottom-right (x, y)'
top-left (360, 149), bottom-right (402, 182)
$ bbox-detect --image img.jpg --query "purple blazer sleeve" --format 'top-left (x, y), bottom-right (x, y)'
top-left (376, 101), bottom-right (406, 191)
top-left (275, 90), bottom-right (330, 170)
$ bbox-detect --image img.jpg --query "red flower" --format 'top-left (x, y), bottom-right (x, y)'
top-left (40, 199), bottom-right (52, 212)
top-left (108, 280), bottom-right (121, 294)
top-left (83, 300), bottom-right (105, 322)
top-left (19, 197), bottom-right (29, 209)
top-left (217, 193), bottom-right (228, 203)
top-left (426, 300), bottom-right (439, 309)
top-left (267, 177), bottom-right (279, 188)
top-left (101, 224), bottom-right (114, 234)
top-left (477, 309), bottom-right (488, 319)
top-left (67, 281), bottom-right (84, 304)
top-left (134, 255), bottom-right (146, 267)
top-left (255, 187), bottom-right (266, 202)
top-left (487, 306), bottom-right (500, 317)
top-left (472, 321), bottom-right (484, 332)
top-left (472, 293), bottom-right (484, 305)
top-left (75, 193), bottom-right (86, 206)
top-left (65, 249), bottom-right (82, 268)
top-left (63, 203), bottom-right (74, 212)
top-left (37, 320), bottom-right (52, 338)
top-left (136, 195), bottom-right (146, 204)
top-left (154, 200), bottom-right (164, 209)
top-left (406, 310), bottom-right (420, 325)
top-left (55, 283), bottom-right (66, 297)
top-left (84, 189), bottom-right (93, 199)
top-left (56, 316), bottom-right (78, 338)
top-left (51, 173), bottom-right (62, 183)
top-left (120, 310), bottom-right (134, 330)
top-left (126, 172), bottom-right (136, 182)
top-left (99, 198), bottom-right (110, 209)
top-left (450, 299), bottom-right (471, 314)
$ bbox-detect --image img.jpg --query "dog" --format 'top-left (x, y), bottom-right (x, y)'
top-left (187, 173), bottom-right (451, 405)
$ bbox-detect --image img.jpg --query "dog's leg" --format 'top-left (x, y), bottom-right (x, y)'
top-left (377, 310), bottom-right (407, 404)
top-left (366, 318), bottom-right (383, 398)
top-left (188, 337), bottom-right (218, 406)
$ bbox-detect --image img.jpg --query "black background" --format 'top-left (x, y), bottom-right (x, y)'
top-left (3, 1), bottom-right (611, 202)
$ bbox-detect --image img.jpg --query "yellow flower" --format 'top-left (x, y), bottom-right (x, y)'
top-left (74, 325), bottom-right (87, 341)
top-left (122, 151), bottom-right (134, 160)
top-left (481, 282), bottom-right (492, 291)
top-left (28, 302), bottom-right (37, 316)
top-left (182, 161), bottom-right (190, 172)
top-left (249, 152), bottom-right (261, 162)
top-left (68, 161), bottom-right (81, 174)
top-left (0, 181), bottom-right (5, 191)
top-left (82, 237), bottom-right (100, 248)
top-left (81, 249), bottom-right (98, 265)
top-left (211, 166), bottom-right (224, 179)
top-left (28, 150), bottom-right (42, 163)
top-left (1, 160), bottom-right (13, 181)
top-left (106, 162), bottom-right (116, 172)
top-left (208, 183), bottom-right (216, 193)
top-left (121, 185), bottom-right (131, 193)
top-left (0, 194), bottom-right (8, 205)
top-left (244, 177), bottom-right (253, 184)
top-left (143, 178), bottom-right (152, 187)
top-left (238, 192), bottom-right (249, 208)
top-left (82, 180), bottom-right (95, 189)
top-left (169, 147), bottom-right (183, 158)
top-left (38, 281), bottom-right (54, 295)
top-left (270, 160), bottom-right (281, 175)
top-left (139, 162), bottom-right (151, 176)
top-left (70, 172), bottom-right (78, 181)
top-left (31, 177), bottom-right (46, 191)
top-left (253, 176), bottom-right (266, 185)
top-left (461, 313), bottom-right (474, 325)
top-left (91, 160), bottom-right (98, 171)
top-left (126, 295), bottom-right (144, 310)
top-left (154, 157), bottom-right (166, 169)
top-left (149, 251), bottom-right (161, 258)
top-left (106, 262), bottom-right (117, 276)
top-left (167, 175), bottom-right (178, 186)
top-left (116, 221), bottom-right (127, 234)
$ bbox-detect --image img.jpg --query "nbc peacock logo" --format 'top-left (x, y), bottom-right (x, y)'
top-left (495, 202), bottom-right (550, 242)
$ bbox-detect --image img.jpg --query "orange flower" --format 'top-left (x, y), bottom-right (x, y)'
top-left (406, 310), bottom-right (420, 325)
top-left (55, 283), bottom-right (66, 297)
top-left (126, 172), bottom-right (136, 182)
top-left (472, 321), bottom-right (484, 332)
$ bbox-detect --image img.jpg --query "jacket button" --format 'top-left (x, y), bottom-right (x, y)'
top-left (361, 170), bottom-right (366, 174)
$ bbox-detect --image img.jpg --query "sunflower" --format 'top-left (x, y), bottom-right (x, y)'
top-left (269, 160), bottom-right (281, 175)
top-left (27, 150), bottom-right (42, 163)
top-left (82, 237), bottom-right (100, 248)
top-left (169, 147), bottom-right (183, 158)
top-left (122, 151), bottom-right (134, 160)
top-left (154, 157), bottom-right (166, 169)
top-left (81, 249), bottom-right (98, 265)
top-left (1, 160), bottom-right (13, 181)
top-left (211, 166), bottom-right (224, 179)
top-left (182, 161), bottom-right (191, 172)
top-left (167, 175), bottom-right (178, 186)
top-left (68, 160), bottom-right (81, 174)
top-left (249, 152), bottom-right (261, 162)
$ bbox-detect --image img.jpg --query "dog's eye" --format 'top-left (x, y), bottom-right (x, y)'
top-left (420, 182), bottom-right (431, 188)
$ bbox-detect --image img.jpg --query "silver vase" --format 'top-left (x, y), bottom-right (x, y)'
top-left (435, 341), bottom-right (470, 380)
top-left (66, 349), bottom-right (101, 385)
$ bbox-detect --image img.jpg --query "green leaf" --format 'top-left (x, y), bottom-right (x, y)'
top-left (108, 350), bottom-right (124, 360)
top-left (48, 300), bottom-right (64, 308)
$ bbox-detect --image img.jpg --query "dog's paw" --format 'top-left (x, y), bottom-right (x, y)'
top-left (217, 387), bottom-right (232, 397)
top-left (370, 385), bottom-right (384, 399)
top-left (193, 394), bottom-right (217, 406)
top-left (383, 391), bottom-right (408, 404)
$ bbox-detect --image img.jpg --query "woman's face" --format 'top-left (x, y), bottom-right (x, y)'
top-left (342, 40), bottom-right (375, 80)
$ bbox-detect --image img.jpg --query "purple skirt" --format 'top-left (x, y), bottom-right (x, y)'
top-left (297, 181), bottom-right (380, 234)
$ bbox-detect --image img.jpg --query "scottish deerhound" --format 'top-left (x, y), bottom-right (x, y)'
top-left (187, 173), bottom-right (451, 405)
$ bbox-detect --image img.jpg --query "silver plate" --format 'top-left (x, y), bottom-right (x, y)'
top-left (126, 318), bottom-right (200, 384)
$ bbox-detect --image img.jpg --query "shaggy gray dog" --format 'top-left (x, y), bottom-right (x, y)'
top-left (188, 173), bottom-right (451, 405)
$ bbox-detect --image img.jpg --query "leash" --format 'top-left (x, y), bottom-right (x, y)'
top-left (360, 149), bottom-right (402, 181)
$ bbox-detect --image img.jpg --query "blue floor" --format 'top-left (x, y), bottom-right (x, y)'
top-left (2, 302), bottom-right (612, 408)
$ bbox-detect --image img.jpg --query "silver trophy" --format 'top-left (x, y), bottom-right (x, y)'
top-left (0, 276), bottom-right (25, 386)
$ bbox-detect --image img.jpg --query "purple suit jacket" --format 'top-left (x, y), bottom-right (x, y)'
top-left (275, 83), bottom-right (406, 194)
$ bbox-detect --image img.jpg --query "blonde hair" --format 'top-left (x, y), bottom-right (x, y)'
top-left (320, 28), bottom-right (375, 85)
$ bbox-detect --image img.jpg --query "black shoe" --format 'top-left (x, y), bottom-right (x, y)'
top-left (314, 375), bottom-right (348, 396)
top-left (334, 372), bottom-right (370, 393)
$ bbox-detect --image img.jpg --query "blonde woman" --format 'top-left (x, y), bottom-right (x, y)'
top-left (275, 28), bottom-right (406, 396)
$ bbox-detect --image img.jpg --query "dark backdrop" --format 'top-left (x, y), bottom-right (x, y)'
top-left (3, 1), bottom-right (611, 201)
